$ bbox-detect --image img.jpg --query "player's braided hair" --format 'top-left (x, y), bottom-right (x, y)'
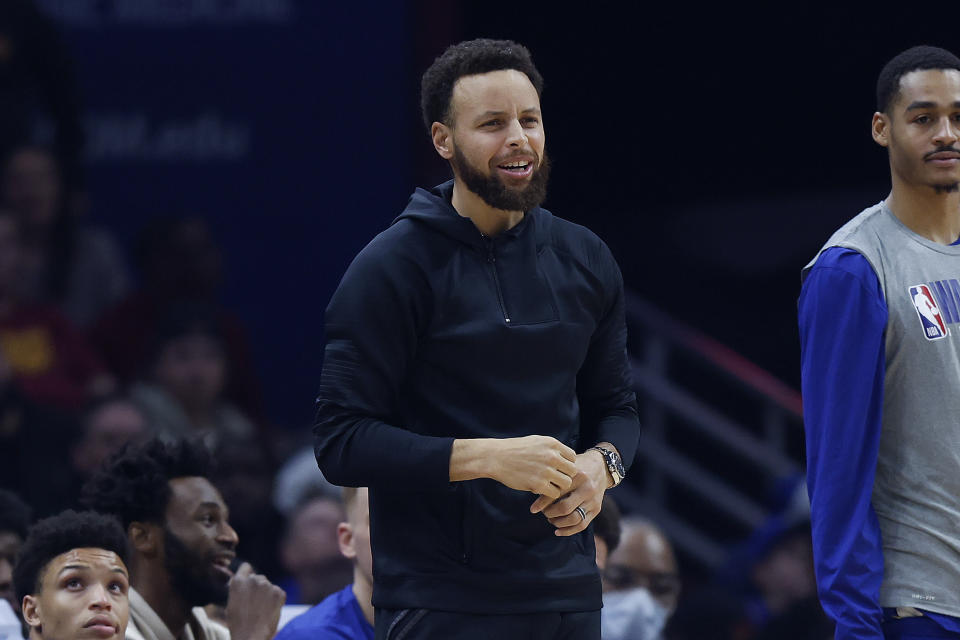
top-left (420, 38), bottom-right (544, 133)
top-left (877, 45), bottom-right (960, 113)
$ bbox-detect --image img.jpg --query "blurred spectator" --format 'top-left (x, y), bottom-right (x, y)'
top-left (129, 302), bottom-right (255, 450)
top-left (0, 490), bottom-right (31, 622)
top-left (1, 144), bottom-right (130, 327)
top-left (275, 487), bottom-right (373, 640)
top-left (81, 437), bottom-right (285, 640)
top-left (718, 476), bottom-right (831, 639)
top-left (0, 207), bottom-right (113, 410)
top-left (0, 1), bottom-right (85, 201)
top-left (593, 495), bottom-right (622, 572)
top-left (279, 491), bottom-right (352, 606)
top-left (70, 395), bottom-right (148, 479)
top-left (664, 587), bottom-right (751, 640)
top-left (90, 216), bottom-right (263, 422)
top-left (212, 442), bottom-right (284, 582)
top-left (602, 518), bottom-right (680, 640)
top-left (272, 445), bottom-right (340, 518)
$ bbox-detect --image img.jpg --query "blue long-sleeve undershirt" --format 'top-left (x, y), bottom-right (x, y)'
top-left (799, 246), bottom-right (960, 639)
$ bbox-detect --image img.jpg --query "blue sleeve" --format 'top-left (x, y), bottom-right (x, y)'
top-left (798, 247), bottom-right (887, 640)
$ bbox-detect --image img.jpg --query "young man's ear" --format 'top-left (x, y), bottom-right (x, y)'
top-left (872, 112), bottom-right (891, 147)
top-left (21, 594), bottom-right (41, 630)
top-left (129, 521), bottom-right (160, 557)
top-left (431, 122), bottom-right (454, 160)
top-left (337, 522), bottom-right (356, 560)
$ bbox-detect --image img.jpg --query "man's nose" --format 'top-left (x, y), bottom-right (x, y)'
top-left (505, 119), bottom-right (527, 147)
top-left (88, 583), bottom-right (112, 610)
top-left (933, 116), bottom-right (959, 146)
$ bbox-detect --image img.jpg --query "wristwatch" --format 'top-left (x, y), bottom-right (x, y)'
top-left (589, 446), bottom-right (625, 487)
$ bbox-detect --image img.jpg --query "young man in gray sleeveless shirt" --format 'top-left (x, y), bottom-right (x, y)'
top-left (799, 46), bottom-right (960, 640)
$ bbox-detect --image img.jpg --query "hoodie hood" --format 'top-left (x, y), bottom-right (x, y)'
top-left (393, 180), bottom-right (536, 247)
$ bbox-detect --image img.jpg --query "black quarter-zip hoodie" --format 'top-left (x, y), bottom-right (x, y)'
top-left (314, 180), bottom-right (640, 614)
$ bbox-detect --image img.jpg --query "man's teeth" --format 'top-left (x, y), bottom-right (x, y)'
top-left (500, 161), bottom-right (529, 169)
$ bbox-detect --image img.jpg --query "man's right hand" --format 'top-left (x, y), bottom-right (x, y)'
top-left (450, 436), bottom-right (578, 499)
top-left (225, 562), bottom-right (286, 640)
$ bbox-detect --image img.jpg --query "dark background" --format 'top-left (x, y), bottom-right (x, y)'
top-left (32, 0), bottom-right (960, 429)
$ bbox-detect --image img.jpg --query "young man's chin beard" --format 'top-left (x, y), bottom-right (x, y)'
top-left (452, 147), bottom-right (550, 213)
top-left (932, 182), bottom-right (960, 194)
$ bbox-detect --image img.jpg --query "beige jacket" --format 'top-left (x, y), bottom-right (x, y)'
top-left (125, 588), bottom-right (229, 640)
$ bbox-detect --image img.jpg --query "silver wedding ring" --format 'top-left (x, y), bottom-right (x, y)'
top-left (575, 506), bottom-right (587, 521)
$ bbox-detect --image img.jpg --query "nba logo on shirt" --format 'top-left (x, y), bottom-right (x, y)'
top-left (909, 284), bottom-right (948, 340)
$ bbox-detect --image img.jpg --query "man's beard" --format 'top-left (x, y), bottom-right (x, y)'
top-left (933, 182), bottom-right (960, 194)
top-left (163, 528), bottom-right (230, 607)
top-left (452, 146), bottom-right (550, 212)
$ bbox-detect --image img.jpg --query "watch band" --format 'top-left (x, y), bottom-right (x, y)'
top-left (589, 446), bottom-right (624, 487)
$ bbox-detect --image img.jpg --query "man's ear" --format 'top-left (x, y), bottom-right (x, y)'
top-left (21, 594), bottom-right (41, 630)
top-left (872, 112), bottom-right (890, 147)
top-left (431, 122), bottom-right (454, 160)
top-left (337, 522), bottom-right (356, 560)
top-left (129, 521), bottom-right (160, 557)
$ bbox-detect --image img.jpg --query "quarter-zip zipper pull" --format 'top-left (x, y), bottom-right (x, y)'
top-left (482, 237), bottom-right (511, 324)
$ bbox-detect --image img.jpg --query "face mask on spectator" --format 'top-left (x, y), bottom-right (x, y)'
top-left (601, 586), bottom-right (669, 640)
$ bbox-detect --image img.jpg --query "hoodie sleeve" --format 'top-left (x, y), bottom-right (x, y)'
top-left (313, 232), bottom-right (454, 491)
top-left (575, 242), bottom-right (641, 469)
top-left (799, 246), bottom-right (887, 639)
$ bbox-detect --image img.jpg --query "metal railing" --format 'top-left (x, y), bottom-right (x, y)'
top-left (612, 292), bottom-right (804, 570)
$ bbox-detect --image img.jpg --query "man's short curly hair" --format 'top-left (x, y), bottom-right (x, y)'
top-left (13, 510), bottom-right (128, 605)
top-left (0, 490), bottom-right (32, 540)
top-left (877, 45), bottom-right (960, 113)
top-left (81, 437), bottom-right (213, 529)
top-left (420, 38), bottom-right (544, 133)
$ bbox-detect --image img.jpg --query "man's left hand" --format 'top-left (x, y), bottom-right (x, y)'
top-left (530, 449), bottom-right (609, 536)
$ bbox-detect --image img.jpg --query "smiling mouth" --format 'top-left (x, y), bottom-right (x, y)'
top-left (498, 160), bottom-right (531, 173)
top-left (212, 555), bottom-right (235, 579)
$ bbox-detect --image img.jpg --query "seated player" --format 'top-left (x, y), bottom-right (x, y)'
top-left (13, 510), bottom-right (129, 640)
top-left (81, 437), bottom-right (285, 640)
top-left (275, 487), bottom-right (373, 640)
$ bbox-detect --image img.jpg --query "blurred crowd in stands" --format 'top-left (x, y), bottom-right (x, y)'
top-left (0, 1), bottom-right (832, 638)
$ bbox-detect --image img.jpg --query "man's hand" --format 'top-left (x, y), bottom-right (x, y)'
top-left (450, 436), bottom-right (578, 500)
top-left (224, 563), bottom-right (286, 640)
top-left (530, 449), bottom-right (609, 536)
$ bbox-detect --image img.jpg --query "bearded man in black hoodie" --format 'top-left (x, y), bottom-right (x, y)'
top-left (314, 38), bottom-right (640, 640)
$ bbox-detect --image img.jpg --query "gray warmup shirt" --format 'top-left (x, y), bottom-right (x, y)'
top-left (803, 202), bottom-right (960, 615)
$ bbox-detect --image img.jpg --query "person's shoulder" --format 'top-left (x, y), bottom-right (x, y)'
top-left (190, 606), bottom-right (230, 640)
top-left (274, 591), bottom-right (354, 640)
top-left (535, 208), bottom-right (613, 265)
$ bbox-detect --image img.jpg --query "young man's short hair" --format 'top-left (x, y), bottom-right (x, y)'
top-left (877, 45), bottom-right (960, 113)
top-left (13, 510), bottom-right (128, 605)
top-left (420, 38), bottom-right (544, 132)
top-left (80, 437), bottom-right (213, 529)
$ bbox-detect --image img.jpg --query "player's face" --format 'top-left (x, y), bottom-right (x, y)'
top-left (444, 69), bottom-right (549, 212)
top-left (21, 548), bottom-right (129, 640)
top-left (162, 477), bottom-right (238, 607)
top-left (876, 69), bottom-right (960, 192)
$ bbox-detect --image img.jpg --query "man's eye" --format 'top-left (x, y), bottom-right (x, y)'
top-left (482, 120), bottom-right (501, 127)
top-left (522, 117), bottom-right (539, 126)
top-left (914, 115), bottom-right (931, 124)
top-left (66, 579), bottom-right (82, 590)
top-left (109, 582), bottom-right (126, 594)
